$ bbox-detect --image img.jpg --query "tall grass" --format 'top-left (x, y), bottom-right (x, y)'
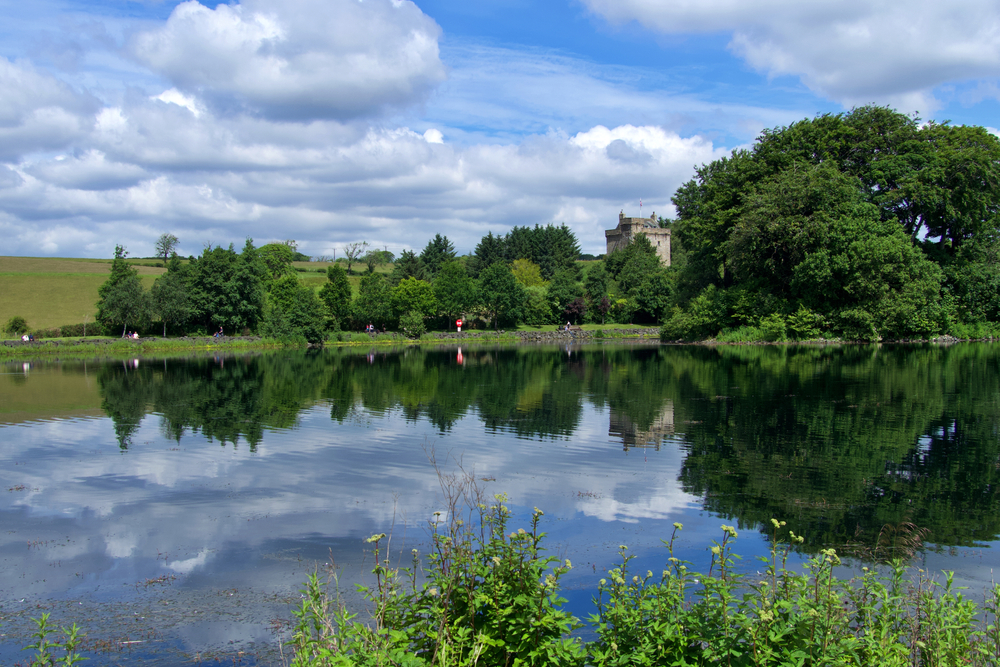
top-left (288, 482), bottom-right (1000, 666)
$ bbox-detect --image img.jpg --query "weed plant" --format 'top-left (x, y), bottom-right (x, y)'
top-left (22, 613), bottom-right (86, 666)
top-left (289, 494), bottom-right (1000, 666)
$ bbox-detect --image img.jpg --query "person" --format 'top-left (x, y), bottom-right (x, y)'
top-left (21, 334), bottom-right (28, 342)
top-left (214, 326), bottom-right (224, 338)
top-left (133, 331), bottom-right (140, 339)
top-left (565, 321), bottom-right (571, 331)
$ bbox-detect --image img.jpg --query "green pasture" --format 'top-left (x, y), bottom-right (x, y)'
top-left (0, 256), bottom-right (164, 331)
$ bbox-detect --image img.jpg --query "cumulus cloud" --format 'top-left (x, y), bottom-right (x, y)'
top-left (583, 0), bottom-right (1000, 112)
top-left (128, 0), bottom-right (446, 121)
top-left (0, 57), bottom-right (98, 161)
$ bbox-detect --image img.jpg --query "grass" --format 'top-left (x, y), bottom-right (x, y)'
top-left (0, 256), bottom-right (164, 331)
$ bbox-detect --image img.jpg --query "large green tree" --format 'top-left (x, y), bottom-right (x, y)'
top-left (668, 106), bottom-right (1000, 339)
top-left (433, 260), bottom-right (478, 328)
top-left (420, 234), bottom-right (457, 277)
top-left (150, 256), bottom-right (192, 336)
top-left (478, 262), bottom-right (526, 328)
top-left (186, 239), bottom-right (266, 333)
top-left (319, 263), bottom-right (353, 326)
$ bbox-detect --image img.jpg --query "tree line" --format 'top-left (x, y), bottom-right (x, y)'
top-left (95, 221), bottom-right (679, 342)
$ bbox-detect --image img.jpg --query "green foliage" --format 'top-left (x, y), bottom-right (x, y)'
top-left (478, 262), bottom-right (527, 328)
top-left (547, 268), bottom-right (584, 320)
top-left (289, 508), bottom-right (1000, 667)
top-left (353, 273), bottom-right (393, 328)
top-left (155, 232), bottom-right (179, 265)
top-left (319, 263), bottom-right (352, 328)
top-left (660, 285), bottom-right (727, 341)
top-left (391, 277), bottom-right (437, 319)
top-left (4, 315), bottom-right (29, 336)
top-left (388, 250), bottom-right (425, 285)
top-left (471, 231), bottom-right (506, 277)
top-left (264, 274), bottom-right (326, 343)
top-left (670, 106), bottom-right (1000, 341)
top-left (511, 258), bottom-right (547, 287)
top-left (420, 234), bottom-right (457, 277)
top-left (150, 258), bottom-right (192, 336)
top-left (23, 612), bottom-right (86, 666)
top-left (584, 262), bottom-right (609, 304)
top-left (288, 483), bottom-right (584, 667)
top-left (398, 310), bottom-right (426, 338)
top-left (186, 239), bottom-right (267, 333)
top-left (433, 261), bottom-right (478, 326)
top-left (259, 242), bottom-right (297, 284)
top-left (523, 285), bottom-right (554, 325)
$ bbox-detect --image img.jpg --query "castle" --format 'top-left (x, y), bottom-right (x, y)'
top-left (605, 211), bottom-right (671, 265)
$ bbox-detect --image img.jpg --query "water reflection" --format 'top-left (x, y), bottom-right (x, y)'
top-left (3, 343), bottom-right (1000, 660)
top-left (79, 343), bottom-right (1000, 551)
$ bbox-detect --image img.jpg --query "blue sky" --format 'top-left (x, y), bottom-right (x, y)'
top-left (1, 0), bottom-right (999, 258)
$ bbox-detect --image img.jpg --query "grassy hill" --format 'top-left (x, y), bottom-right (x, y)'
top-left (0, 257), bottom-right (383, 333)
top-left (0, 256), bottom-right (166, 331)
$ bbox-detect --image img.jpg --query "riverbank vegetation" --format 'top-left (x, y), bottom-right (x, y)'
top-left (289, 481), bottom-right (1000, 666)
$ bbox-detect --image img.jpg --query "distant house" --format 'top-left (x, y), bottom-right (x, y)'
top-left (605, 211), bottom-right (671, 265)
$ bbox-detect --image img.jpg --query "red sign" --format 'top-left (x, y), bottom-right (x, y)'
top-left (456, 319), bottom-right (463, 327)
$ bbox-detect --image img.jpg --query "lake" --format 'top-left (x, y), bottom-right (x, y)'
top-left (2, 342), bottom-right (1000, 664)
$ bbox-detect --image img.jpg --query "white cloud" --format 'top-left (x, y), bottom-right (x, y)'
top-left (0, 57), bottom-right (98, 161)
top-left (583, 0), bottom-right (1000, 112)
top-left (129, 0), bottom-right (446, 121)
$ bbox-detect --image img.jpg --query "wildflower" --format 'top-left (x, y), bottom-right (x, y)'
top-left (711, 546), bottom-right (721, 555)
top-left (632, 575), bottom-right (639, 584)
top-left (517, 528), bottom-right (526, 535)
top-left (534, 507), bottom-right (544, 516)
top-left (600, 579), bottom-right (607, 586)
top-left (565, 559), bottom-right (572, 569)
top-left (646, 570), bottom-right (653, 579)
top-left (429, 587), bottom-right (439, 597)
top-left (492, 556), bottom-right (501, 565)
top-left (673, 522), bottom-right (683, 530)
top-left (619, 545), bottom-right (628, 551)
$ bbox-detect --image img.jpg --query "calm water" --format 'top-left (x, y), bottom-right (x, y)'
top-left (2, 343), bottom-right (1000, 664)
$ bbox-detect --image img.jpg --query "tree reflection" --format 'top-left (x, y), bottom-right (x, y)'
top-left (91, 342), bottom-right (1000, 551)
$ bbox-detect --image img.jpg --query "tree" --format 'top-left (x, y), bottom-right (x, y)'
top-left (433, 260), bottom-right (478, 328)
top-left (102, 275), bottom-right (152, 336)
top-left (155, 233), bottom-right (179, 265)
top-left (261, 274), bottom-right (326, 343)
top-left (471, 232), bottom-right (506, 278)
top-left (319, 263), bottom-right (353, 326)
top-left (364, 249), bottom-right (395, 274)
top-left (388, 250), bottom-right (425, 285)
top-left (343, 241), bottom-right (369, 275)
top-left (392, 278), bottom-right (437, 319)
top-left (353, 273), bottom-right (392, 328)
top-left (150, 257), bottom-right (192, 336)
top-left (420, 234), bottom-right (457, 277)
top-left (186, 239), bottom-right (266, 333)
top-left (547, 269), bottom-right (584, 321)
top-left (511, 259), bottom-right (546, 287)
top-left (259, 243), bottom-right (297, 284)
top-left (478, 262), bottom-right (526, 328)
top-left (97, 245), bottom-right (141, 331)
top-left (4, 316), bottom-right (28, 337)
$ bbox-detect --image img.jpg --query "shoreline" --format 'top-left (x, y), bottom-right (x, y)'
top-left (0, 328), bottom-right (662, 360)
top-left (2, 328), bottom-right (996, 360)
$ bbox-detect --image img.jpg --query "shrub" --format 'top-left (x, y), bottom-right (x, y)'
top-left (399, 310), bottom-right (426, 338)
top-left (290, 504), bottom-right (1000, 667)
top-left (4, 315), bottom-right (28, 337)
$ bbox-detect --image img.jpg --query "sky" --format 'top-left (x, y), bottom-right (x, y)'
top-left (2, 0), bottom-right (1000, 259)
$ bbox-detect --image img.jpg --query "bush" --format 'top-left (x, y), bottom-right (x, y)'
top-left (4, 315), bottom-right (28, 337)
top-left (290, 499), bottom-right (1000, 667)
top-left (399, 310), bottom-right (426, 339)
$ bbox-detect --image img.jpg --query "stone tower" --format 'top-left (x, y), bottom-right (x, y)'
top-left (605, 211), bottom-right (671, 265)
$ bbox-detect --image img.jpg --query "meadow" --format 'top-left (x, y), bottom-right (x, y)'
top-left (0, 256), bottom-right (165, 331)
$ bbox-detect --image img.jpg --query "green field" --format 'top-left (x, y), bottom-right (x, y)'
top-left (0, 256), bottom-right (164, 331)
